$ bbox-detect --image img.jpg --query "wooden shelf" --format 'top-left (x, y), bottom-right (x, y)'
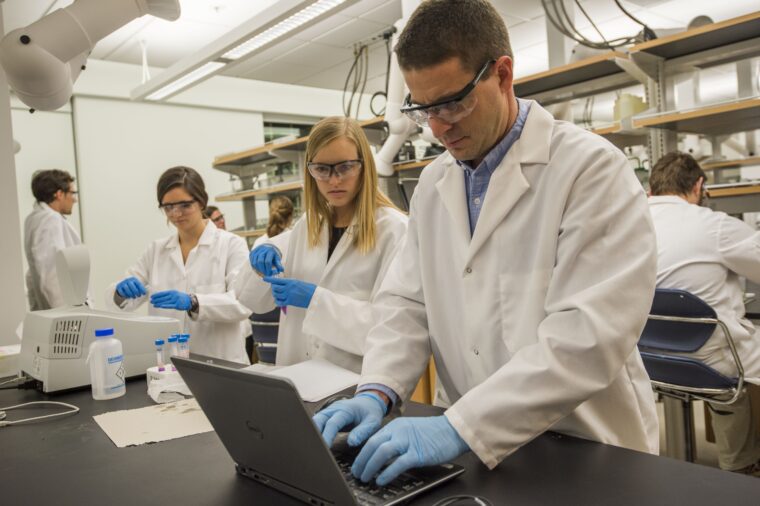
top-left (630, 11), bottom-right (760, 60)
top-left (514, 51), bottom-right (629, 98)
top-left (590, 123), bottom-right (648, 149)
top-left (394, 159), bottom-right (434, 172)
top-left (216, 180), bottom-right (303, 202)
top-left (632, 98), bottom-right (760, 136)
top-left (213, 116), bottom-right (385, 171)
top-left (702, 157), bottom-right (760, 171)
top-left (707, 183), bottom-right (760, 198)
top-left (232, 228), bottom-right (267, 238)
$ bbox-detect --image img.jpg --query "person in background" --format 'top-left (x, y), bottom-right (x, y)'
top-left (235, 116), bottom-right (408, 373)
top-left (245, 195), bottom-right (295, 362)
top-left (204, 205), bottom-right (226, 230)
top-left (312, 0), bottom-right (659, 487)
top-left (649, 151), bottom-right (760, 476)
top-left (106, 166), bottom-right (252, 363)
top-left (24, 169), bottom-right (82, 310)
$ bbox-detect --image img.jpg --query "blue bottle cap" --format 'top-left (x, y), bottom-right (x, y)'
top-left (178, 336), bottom-right (188, 343)
top-left (95, 328), bottom-right (114, 338)
top-left (155, 339), bottom-right (165, 345)
top-left (168, 336), bottom-right (178, 343)
top-left (181, 333), bottom-right (190, 339)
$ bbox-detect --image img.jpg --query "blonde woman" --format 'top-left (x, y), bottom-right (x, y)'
top-left (235, 116), bottom-right (408, 372)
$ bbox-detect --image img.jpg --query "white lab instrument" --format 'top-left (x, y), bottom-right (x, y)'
top-left (19, 245), bottom-right (181, 393)
top-left (86, 328), bottom-right (126, 400)
top-left (0, 0), bottom-right (180, 111)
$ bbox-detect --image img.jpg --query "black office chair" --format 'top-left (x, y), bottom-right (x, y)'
top-left (638, 288), bottom-right (744, 462)
top-left (250, 308), bottom-right (280, 364)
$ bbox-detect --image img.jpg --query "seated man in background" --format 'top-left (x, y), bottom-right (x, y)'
top-left (24, 169), bottom-right (82, 310)
top-left (649, 151), bottom-right (760, 475)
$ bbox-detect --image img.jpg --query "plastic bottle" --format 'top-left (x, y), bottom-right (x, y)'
top-left (87, 328), bottom-right (126, 400)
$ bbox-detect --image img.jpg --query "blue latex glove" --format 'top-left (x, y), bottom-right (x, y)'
top-left (312, 393), bottom-right (387, 448)
top-left (250, 244), bottom-right (284, 277)
top-left (150, 290), bottom-right (192, 311)
top-left (352, 416), bottom-right (469, 486)
top-left (263, 277), bottom-right (316, 309)
top-left (116, 276), bottom-right (147, 299)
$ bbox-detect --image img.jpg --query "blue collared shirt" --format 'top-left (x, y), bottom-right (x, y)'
top-left (459, 98), bottom-right (531, 235)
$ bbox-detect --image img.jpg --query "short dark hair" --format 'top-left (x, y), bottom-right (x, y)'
top-left (31, 169), bottom-right (74, 203)
top-left (395, 0), bottom-right (512, 74)
top-left (156, 166), bottom-right (208, 210)
top-left (649, 152), bottom-right (706, 196)
top-left (204, 205), bottom-right (220, 218)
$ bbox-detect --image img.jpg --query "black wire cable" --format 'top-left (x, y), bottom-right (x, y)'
top-left (613, 0), bottom-right (657, 40)
top-left (573, 0), bottom-right (610, 48)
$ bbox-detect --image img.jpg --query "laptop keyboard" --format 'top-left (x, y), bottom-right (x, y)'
top-left (334, 453), bottom-right (427, 506)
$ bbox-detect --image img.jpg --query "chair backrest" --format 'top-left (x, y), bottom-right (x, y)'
top-left (638, 288), bottom-right (717, 353)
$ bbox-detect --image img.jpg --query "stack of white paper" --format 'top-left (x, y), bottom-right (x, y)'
top-left (243, 359), bottom-right (359, 402)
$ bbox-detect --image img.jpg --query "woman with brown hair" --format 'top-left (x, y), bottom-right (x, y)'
top-left (236, 116), bottom-right (407, 373)
top-left (106, 166), bottom-right (252, 363)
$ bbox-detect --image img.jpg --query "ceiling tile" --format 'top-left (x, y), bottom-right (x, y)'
top-left (222, 37), bottom-right (307, 77)
top-left (297, 59), bottom-right (355, 90)
top-left (508, 17), bottom-right (549, 50)
top-left (277, 42), bottom-right (355, 67)
top-left (491, 0), bottom-right (546, 21)
top-left (242, 59), bottom-right (325, 84)
top-left (340, 0), bottom-right (390, 19)
top-left (176, 0), bottom-right (279, 27)
top-left (313, 17), bottom-right (389, 48)
top-left (358, 0), bottom-right (402, 25)
top-left (90, 17), bottom-right (154, 60)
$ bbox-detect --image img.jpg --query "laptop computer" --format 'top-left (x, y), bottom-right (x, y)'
top-left (173, 356), bottom-right (464, 506)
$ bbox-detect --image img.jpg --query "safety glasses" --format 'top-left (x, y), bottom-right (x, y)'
top-left (159, 200), bottom-right (197, 215)
top-left (307, 159), bottom-right (363, 182)
top-left (400, 59), bottom-right (496, 127)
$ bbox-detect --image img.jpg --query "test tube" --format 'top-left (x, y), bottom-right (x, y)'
top-left (275, 271), bottom-right (287, 315)
top-left (178, 335), bottom-right (189, 358)
top-left (168, 334), bottom-right (179, 371)
top-left (154, 338), bottom-right (165, 372)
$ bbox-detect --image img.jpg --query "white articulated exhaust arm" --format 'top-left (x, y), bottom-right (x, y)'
top-left (374, 0), bottom-right (421, 177)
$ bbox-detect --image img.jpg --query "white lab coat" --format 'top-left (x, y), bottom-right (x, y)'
top-left (106, 220), bottom-right (252, 363)
top-left (24, 202), bottom-right (83, 310)
top-left (235, 207), bottom-right (408, 373)
top-left (360, 102), bottom-right (660, 469)
top-left (649, 196), bottom-right (760, 383)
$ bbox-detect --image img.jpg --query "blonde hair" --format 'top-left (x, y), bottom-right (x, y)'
top-left (267, 195), bottom-right (294, 237)
top-left (304, 116), bottom-right (398, 253)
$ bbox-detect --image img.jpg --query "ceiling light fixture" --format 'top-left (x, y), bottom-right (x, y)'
top-left (131, 0), bottom-right (357, 102)
top-left (223, 0), bottom-right (347, 60)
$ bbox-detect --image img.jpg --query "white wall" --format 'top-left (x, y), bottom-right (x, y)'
top-left (72, 96), bottom-right (264, 311)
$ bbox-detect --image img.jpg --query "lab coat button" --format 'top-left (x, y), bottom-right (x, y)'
top-left (473, 348), bottom-right (479, 356)
top-left (465, 267), bottom-right (472, 274)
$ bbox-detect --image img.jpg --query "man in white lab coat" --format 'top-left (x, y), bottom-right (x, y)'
top-left (313, 0), bottom-right (659, 486)
top-left (24, 169), bottom-right (82, 310)
top-left (648, 151), bottom-right (760, 474)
